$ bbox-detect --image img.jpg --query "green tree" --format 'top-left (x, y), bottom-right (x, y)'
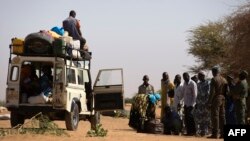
top-left (225, 2), bottom-right (250, 74)
top-left (187, 2), bottom-right (250, 79)
top-left (187, 21), bottom-right (228, 72)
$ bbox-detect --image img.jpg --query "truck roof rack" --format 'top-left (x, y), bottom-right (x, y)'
top-left (9, 43), bottom-right (92, 61)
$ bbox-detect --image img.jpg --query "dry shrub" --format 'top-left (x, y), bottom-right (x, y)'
top-left (0, 112), bottom-right (69, 137)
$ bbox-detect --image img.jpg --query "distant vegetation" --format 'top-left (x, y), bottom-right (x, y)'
top-left (125, 97), bottom-right (133, 104)
top-left (0, 100), bottom-right (5, 107)
top-left (187, 2), bottom-right (250, 77)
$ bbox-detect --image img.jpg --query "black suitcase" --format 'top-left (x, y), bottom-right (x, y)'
top-left (24, 31), bottom-right (54, 54)
top-left (144, 119), bottom-right (164, 134)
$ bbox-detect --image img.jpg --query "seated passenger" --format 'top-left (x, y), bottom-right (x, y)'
top-left (28, 65), bottom-right (53, 104)
top-left (40, 65), bottom-right (53, 97)
top-left (20, 65), bottom-right (40, 102)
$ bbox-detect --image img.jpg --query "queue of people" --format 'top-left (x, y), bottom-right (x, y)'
top-left (129, 66), bottom-right (249, 139)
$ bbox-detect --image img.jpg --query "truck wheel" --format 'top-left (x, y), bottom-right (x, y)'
top-left (10, 111), bottom-right (25, 128)
top-left (90, 111), bottom-right (100, 130)
top-left (65, 102), bottom-right (79, 131)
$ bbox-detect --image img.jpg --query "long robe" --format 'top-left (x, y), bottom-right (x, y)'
top-left (161, 80), bottom-right (175, 121)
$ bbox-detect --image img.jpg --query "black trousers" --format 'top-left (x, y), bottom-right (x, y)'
top-left (184, 105), bottom-right (196, 134)
top-left (79, 36), bottom-right (86, 50)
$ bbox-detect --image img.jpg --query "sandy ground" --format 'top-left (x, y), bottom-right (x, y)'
top-left (0, 105), bottom-right (222, 141)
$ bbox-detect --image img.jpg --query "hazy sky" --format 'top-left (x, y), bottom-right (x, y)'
top-left (0, 0), bottom-right (246, 100)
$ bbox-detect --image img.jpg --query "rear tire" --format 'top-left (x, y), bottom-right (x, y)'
top-left (65, 101), bottom-right (79, 131)
top-left (10, 111), bottom-right (25, 128)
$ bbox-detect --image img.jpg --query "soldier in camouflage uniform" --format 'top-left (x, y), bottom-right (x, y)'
top-left (207, 66), bottom-right (227, 139)
top-left (233, 70), bottom-right (248, 124)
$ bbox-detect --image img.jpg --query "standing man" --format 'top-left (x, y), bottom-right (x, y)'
top-left (173, 74), bottom-right (184, 112)
top-left (138, 75), bottom-right (155, 95)
top-left (225, 75), bottom-right (236, 125)
top-left (160, 72), bottom-right (175, 122)
top-left (138, 75), bottom-right (156, 119)
top-left (173, 74), bottom-right (185, 133)
top-left (129, 75), bottom-right (155, 131)
top-left (194, 71), bottom-right (210, 136)
top-left (182, 72), bottom-right (197, 136)
top-left (207, 66), bottom-right (227, 138)
top-left (63, 10), bottom-right (87, 51)
top-left (233, 70), bottom-right (248, 124)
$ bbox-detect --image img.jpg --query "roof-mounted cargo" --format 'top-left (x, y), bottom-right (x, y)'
top-left (10, 31), bottom-right (91, 61)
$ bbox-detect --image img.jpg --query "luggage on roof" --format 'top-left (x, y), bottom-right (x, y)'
top-left (24, 30), bottom-right (54, 54)
top-left (11, 38), bottom-right (24, 54)
top-left (10, 30), bottom-right (91, 60)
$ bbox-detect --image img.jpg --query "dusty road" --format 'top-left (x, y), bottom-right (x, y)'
top-left (0, 105), bottom-right (222, 141)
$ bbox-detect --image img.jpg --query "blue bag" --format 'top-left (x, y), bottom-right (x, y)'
top-left (149, 93), bottom-right (161, 104)
top-left (51, 26), bottom-right (64, 36)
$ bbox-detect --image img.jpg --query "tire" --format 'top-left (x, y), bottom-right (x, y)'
top-left (65, 101), bottom-right (79, 131)
top-left (90, 111), bottom-right (100, 130)
top-left (10, 111), bottom-right (25, 128)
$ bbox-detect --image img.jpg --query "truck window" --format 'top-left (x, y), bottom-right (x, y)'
top-left (55, 67), bottom-right (63, 82)
top-left (67, 68), bottom-right (76, 84)
top-left (95, 69), bottom-right (122, 86)
top-left (10, 66), bottom-right (19, 81)
top-left (83, 70), bottom-right (89, 83)
top-left (78, 70), bottom-right (84, 85)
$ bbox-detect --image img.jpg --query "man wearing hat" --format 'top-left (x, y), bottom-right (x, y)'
top-left (207, 66), bottom-right (227, 138)
top-left (233, 70), bottom-right (248, 124)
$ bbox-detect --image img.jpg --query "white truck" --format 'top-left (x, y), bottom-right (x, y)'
top-left (5, 33), bottom-right (124, 130)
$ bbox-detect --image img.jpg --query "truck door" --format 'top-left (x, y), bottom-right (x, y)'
top-left (93, 68), bottom-right (124, 111)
